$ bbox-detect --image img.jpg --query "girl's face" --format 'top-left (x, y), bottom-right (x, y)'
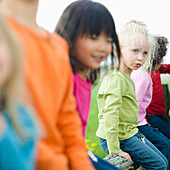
top-left (121, 35), bottom-right (150, 73)
top-left (72, 32), bottom-right (112, 71)
top-left (0, 37), bottom-right (12, 87)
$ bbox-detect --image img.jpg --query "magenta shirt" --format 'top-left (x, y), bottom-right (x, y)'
top-left (131, 68), bottom-right (153, 124)
top-left (73, 73), bottom-right (92, 138)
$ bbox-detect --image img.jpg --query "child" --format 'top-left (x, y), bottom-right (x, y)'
top-left (0, 0), bottom-right (94, 170)
top-left (56, 0), bottom-right (121, 169)
top-left (0, 14), bottom-right (39, 170)
top-left (56, 0), bottom-right (120, 139)
top-left (146, 36), bottom-right (170, 139)
top-left (96, 20), bottom-right (168, 169)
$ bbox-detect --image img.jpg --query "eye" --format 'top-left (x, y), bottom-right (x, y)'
top-left (133, 49), bottom-right (138, 53)
top-left (143, 51), bottom-right (148, 56)
top-left (106, 38), bottom-right (113, 43)
top-left (90, 34), bottom-right (97, 40)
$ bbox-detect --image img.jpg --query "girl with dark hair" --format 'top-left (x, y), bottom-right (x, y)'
top-left (146, 36), bottom-right (170, 139)
top-left (56, 0), bottom-right (120, 84)
top-left (56, 0), bottom-right (120, 169)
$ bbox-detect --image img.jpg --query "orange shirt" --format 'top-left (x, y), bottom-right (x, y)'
top-left (7, 18), bottom-right (94, 170)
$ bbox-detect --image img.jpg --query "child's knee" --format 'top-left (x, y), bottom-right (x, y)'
top-left (157, 158), bottom-right (168, 170)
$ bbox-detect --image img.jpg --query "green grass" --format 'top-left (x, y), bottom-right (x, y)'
top-left (86, 79), bottom-right (170, 158)
top-left (162, 81), bottom-right (170, 90)
top-left (85, 83), bottom-right (107, 158)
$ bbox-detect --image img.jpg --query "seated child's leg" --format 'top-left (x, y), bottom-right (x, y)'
top-left (120, 132), bottom-right (168, 170)
top-left (99, 138), bottom-right (109, 154)
top-left (161, 115), bottom-right (170, 123)
top-left (88, 150), bottom-right (120, 170)
top-left (147, 115), bottom-right (170, 139)
top-left (138, 124), bottom-right (170, 170)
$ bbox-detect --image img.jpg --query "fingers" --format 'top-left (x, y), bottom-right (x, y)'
top-left (116, 151), bottom-right (132, 161)
top-left (124, 153), bottom-right (132, 161)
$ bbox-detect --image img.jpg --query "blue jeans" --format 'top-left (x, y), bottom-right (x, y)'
top-left (146, 114), bottom-right (170, 139)
top-left (88, 151), bottom-right (120, 170)
top-left (99, 132), bottom-right (168, 170)
top-left (138, 124), bottom-right (170, 170)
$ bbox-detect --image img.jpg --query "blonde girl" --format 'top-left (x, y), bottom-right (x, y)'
top-left (0, 14), bottom-right (38, 170)
top-left (96, 20), bottom-right (168, 169)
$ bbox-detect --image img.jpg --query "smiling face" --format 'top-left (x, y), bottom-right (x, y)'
top-left (120, 34), bottom-right (150, 75)
top-left (72, 33), bottom-right (112, 72)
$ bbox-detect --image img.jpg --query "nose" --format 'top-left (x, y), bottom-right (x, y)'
top-left (98, 40), bottom-right (107, 51)
top-left (137, 53), bottom-right (143, 61)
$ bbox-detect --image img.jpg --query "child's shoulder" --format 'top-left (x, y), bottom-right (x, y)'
top-left (98, 68), bottom-right (125, 94)
top-left (105, 68), bottom-right (125, 80)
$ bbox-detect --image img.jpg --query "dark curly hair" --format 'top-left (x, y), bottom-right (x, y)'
top-left (152, 36), bottom-right (169, 70)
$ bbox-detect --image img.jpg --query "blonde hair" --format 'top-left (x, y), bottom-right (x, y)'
top-left (118, 20), bottom-right (155, 70)
top-left (0, 14), bottom-right (28, 140)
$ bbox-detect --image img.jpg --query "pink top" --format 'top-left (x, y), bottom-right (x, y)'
top-left (73, 73), bottom-right (92, 138)
top-left (131, 68), bottom-right (153, 124)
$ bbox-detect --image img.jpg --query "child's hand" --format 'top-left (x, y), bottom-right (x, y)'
top-left (116, 151), bottom-right (132, 161)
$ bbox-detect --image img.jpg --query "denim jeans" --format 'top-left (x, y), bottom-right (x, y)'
top-left (88, 150), bottom-right (120, 170)
top-left (99, 132), bottom-right (168, 170)
top-left (146, 114), bottom-right (170, 139)
top-left (138, 124), bottom-right (170, 170)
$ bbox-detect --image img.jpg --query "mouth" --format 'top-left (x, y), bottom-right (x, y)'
top-left (92, 55), bottom-right (105, 62)
top-left (134, 63), bottom-right (142, 67)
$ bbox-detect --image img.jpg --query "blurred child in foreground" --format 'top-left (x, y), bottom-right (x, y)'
top-left (0, 13), bottom-right (39, 170)
top-left (0, 0), bottom-right (94, 169)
